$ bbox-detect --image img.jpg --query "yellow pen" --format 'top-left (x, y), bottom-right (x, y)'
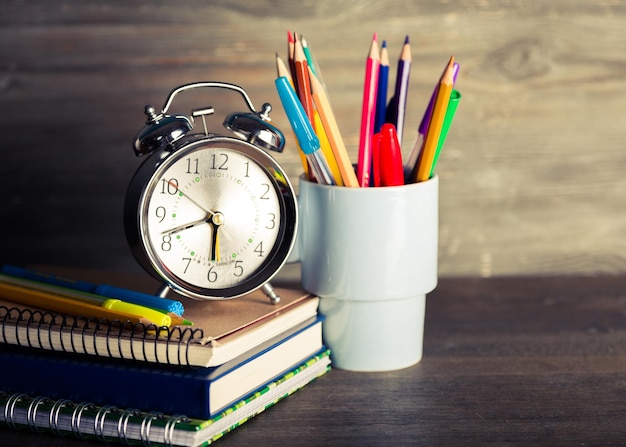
top-left (0, 274), bottom-right (171, 327)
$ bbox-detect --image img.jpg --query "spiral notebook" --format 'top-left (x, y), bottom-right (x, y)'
top-left (0, 284), bottom-right (319, 367)
top-left (0, 316), bottom-right (323, 419)
top-left (0, 350), bottom-right (331, 447)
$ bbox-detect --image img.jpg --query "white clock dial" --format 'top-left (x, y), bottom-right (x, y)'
top-left (134, 138), bottom-right (294, 299)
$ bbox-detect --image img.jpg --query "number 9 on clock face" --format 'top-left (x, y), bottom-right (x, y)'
top-left (126, 137), bottom-right (298, 300)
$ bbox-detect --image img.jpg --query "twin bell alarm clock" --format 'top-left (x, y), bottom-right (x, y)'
top-left (124, 82), bottom-right (298, 303)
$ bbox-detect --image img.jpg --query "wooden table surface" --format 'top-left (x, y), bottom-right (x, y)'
top-left (2, 272), bottom-right (626, 446)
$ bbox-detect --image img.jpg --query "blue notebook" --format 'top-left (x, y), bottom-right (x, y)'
top-left (0, 316), bottom-right (323, 419)
top-left (0, 350), bottom-right (331, 446)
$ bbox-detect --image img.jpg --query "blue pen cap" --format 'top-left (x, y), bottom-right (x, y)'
top-left (274, 76), bottom-right (320, 155)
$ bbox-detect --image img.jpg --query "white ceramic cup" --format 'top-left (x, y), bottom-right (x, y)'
top-left (291, 175), bottom-right (438, 371)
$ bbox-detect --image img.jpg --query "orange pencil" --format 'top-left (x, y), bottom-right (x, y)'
top-left (293, 36), bottom-right (341, 184)
top-left (415, 56), bottom-right (455, 182)
top-left (309, 66), bottom-right (359, 187)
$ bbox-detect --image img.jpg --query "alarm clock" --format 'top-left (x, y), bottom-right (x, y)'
top-left (124, 82), bottom-right (298, 303)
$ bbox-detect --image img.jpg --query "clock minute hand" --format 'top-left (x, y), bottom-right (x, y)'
top-left (162, 217), bottom-right (209, 236)
top-left (167, 180), bottom-right (216, 217)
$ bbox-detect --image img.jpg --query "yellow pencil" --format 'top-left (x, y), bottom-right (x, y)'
top-left (415, 56), bottom-right (455, 182)
top-left (309, 66), bottom-right (359, 187)
top-left (313, 110), bottom-right (344, 185)
top-left (0, 281), bottom-right (171, 326)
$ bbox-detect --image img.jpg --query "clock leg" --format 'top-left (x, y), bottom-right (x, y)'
top-left (261, 282), bottom-right (281, 304)
top-left (156, 283), bottom-right (172, 298)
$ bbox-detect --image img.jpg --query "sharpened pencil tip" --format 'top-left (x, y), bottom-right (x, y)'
top-left (372, 32), bottom-right (378, 41)
top-left (382, 40), bottom-right (387, 48)
top-left (404, 35), bottom-right (410, 44)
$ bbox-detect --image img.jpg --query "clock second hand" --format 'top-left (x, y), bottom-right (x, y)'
top-left (168, 180), bottom-right (217, 217)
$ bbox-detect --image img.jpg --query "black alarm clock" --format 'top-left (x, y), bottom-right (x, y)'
top-left (124, 82), bottom-right (298, 303)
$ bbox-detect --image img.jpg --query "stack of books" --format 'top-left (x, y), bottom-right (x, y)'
top-left (0, 266), bottom-right (329, 446)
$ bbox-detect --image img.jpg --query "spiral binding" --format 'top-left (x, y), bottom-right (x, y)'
top-left (0, 304), bottom-right (205, 365)
top-left (116, 407), bottom-right (140, 446)
top-left (0, 391), bottom-right (190, 445)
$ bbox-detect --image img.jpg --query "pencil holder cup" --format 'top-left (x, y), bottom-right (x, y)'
top-left (289, 175), bottom-right (438, 371)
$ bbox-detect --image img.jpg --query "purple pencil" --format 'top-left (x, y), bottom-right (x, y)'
top-left (404, 61), bottom-right (459, 178)
top-left (386, 35), bottom-right (412, 147)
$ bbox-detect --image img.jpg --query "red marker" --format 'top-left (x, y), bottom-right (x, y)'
top-left (379, 123), bottom-right (404, 186)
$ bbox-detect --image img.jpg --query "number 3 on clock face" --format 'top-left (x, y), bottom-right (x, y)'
top-left (125, 137), bottom-right (298, 300)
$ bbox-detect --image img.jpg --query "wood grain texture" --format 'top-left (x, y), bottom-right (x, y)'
top-left (1, 1), bottom-right (626, 277)
top-left (3, 274), bottom-right (626, 446)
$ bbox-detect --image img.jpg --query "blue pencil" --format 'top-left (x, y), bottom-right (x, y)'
top-left (374, 40), bottom-right (389, 134)
top-left (0, 265), bottom-right (185, 316)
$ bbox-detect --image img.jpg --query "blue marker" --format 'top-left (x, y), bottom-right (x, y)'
top-left (274, 76), bottom-right (336, 186)
top-left (0, 265), bottom-right (184, 316)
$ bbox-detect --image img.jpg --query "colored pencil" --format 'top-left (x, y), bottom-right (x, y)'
top-left (371, 132), bottom-right (382, 187)
top-left (356, 33), bottom-right (380, 187)
top-left (374, 40), bottom-right (389, 134)
top-left (414, 56), bottom-right (455, 182)
top-left (287, 31), bottom-right (296, 88)
top-left (276, 52), bottom-right (310, 178)
top-left (292, 36), bottom-right (342, 183)
top-left (301, 35), bottom-right (318, 78)
top-left (430, 88), bottom-right (462, 176)
top-left (293, 36), bottom-right (315, 121)
top-left (405, 61), bottom-right (459, 181)
top-left (274, 76), bottom-right (336, 185)
top-left (309, 66), bottom-right (360, 187)
top-left (0, 273), bottom-right (172, 326)
top-left (387, 35), bottom-right (411, 146)
top-left (294, 36), bottom-right (343, 186)
top-left (0, 280), bottom-right (167, 326)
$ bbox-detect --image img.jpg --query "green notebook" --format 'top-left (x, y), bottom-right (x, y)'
top-left (0, 350), bottom-right (330, 447)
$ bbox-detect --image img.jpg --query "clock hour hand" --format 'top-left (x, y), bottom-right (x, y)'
top-left (208, 212), bottom-right (224, 262)
top-left (162, 217), bottom-right (209, 236)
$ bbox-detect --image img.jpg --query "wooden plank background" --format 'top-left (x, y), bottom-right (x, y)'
top-left (1, 1), bottom-right (625, 278)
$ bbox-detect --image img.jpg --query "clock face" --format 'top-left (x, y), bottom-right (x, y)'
top-left (136, 138), bottom-right (296, 299)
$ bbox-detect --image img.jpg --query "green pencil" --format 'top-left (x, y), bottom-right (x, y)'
top-left (430, 89), bottom-right (462, 176)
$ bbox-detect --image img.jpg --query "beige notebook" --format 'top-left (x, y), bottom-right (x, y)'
top-left (0, 267), bottom-right (318, 367)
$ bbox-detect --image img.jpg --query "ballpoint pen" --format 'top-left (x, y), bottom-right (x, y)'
top-left (274, 76), bottom-right (336, 185)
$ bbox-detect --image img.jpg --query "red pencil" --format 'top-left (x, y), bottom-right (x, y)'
top-left (293, 35), bottom-right (315, 121)
top-left (356, 33), bottom-right (381, 187)
top-left (371, 132), bottom-right (383, 187)
top-left (287, 31), bottom-right (296, 88)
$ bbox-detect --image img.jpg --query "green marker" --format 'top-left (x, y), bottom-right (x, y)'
top-left (430, 89), bottom-right (462, 177)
